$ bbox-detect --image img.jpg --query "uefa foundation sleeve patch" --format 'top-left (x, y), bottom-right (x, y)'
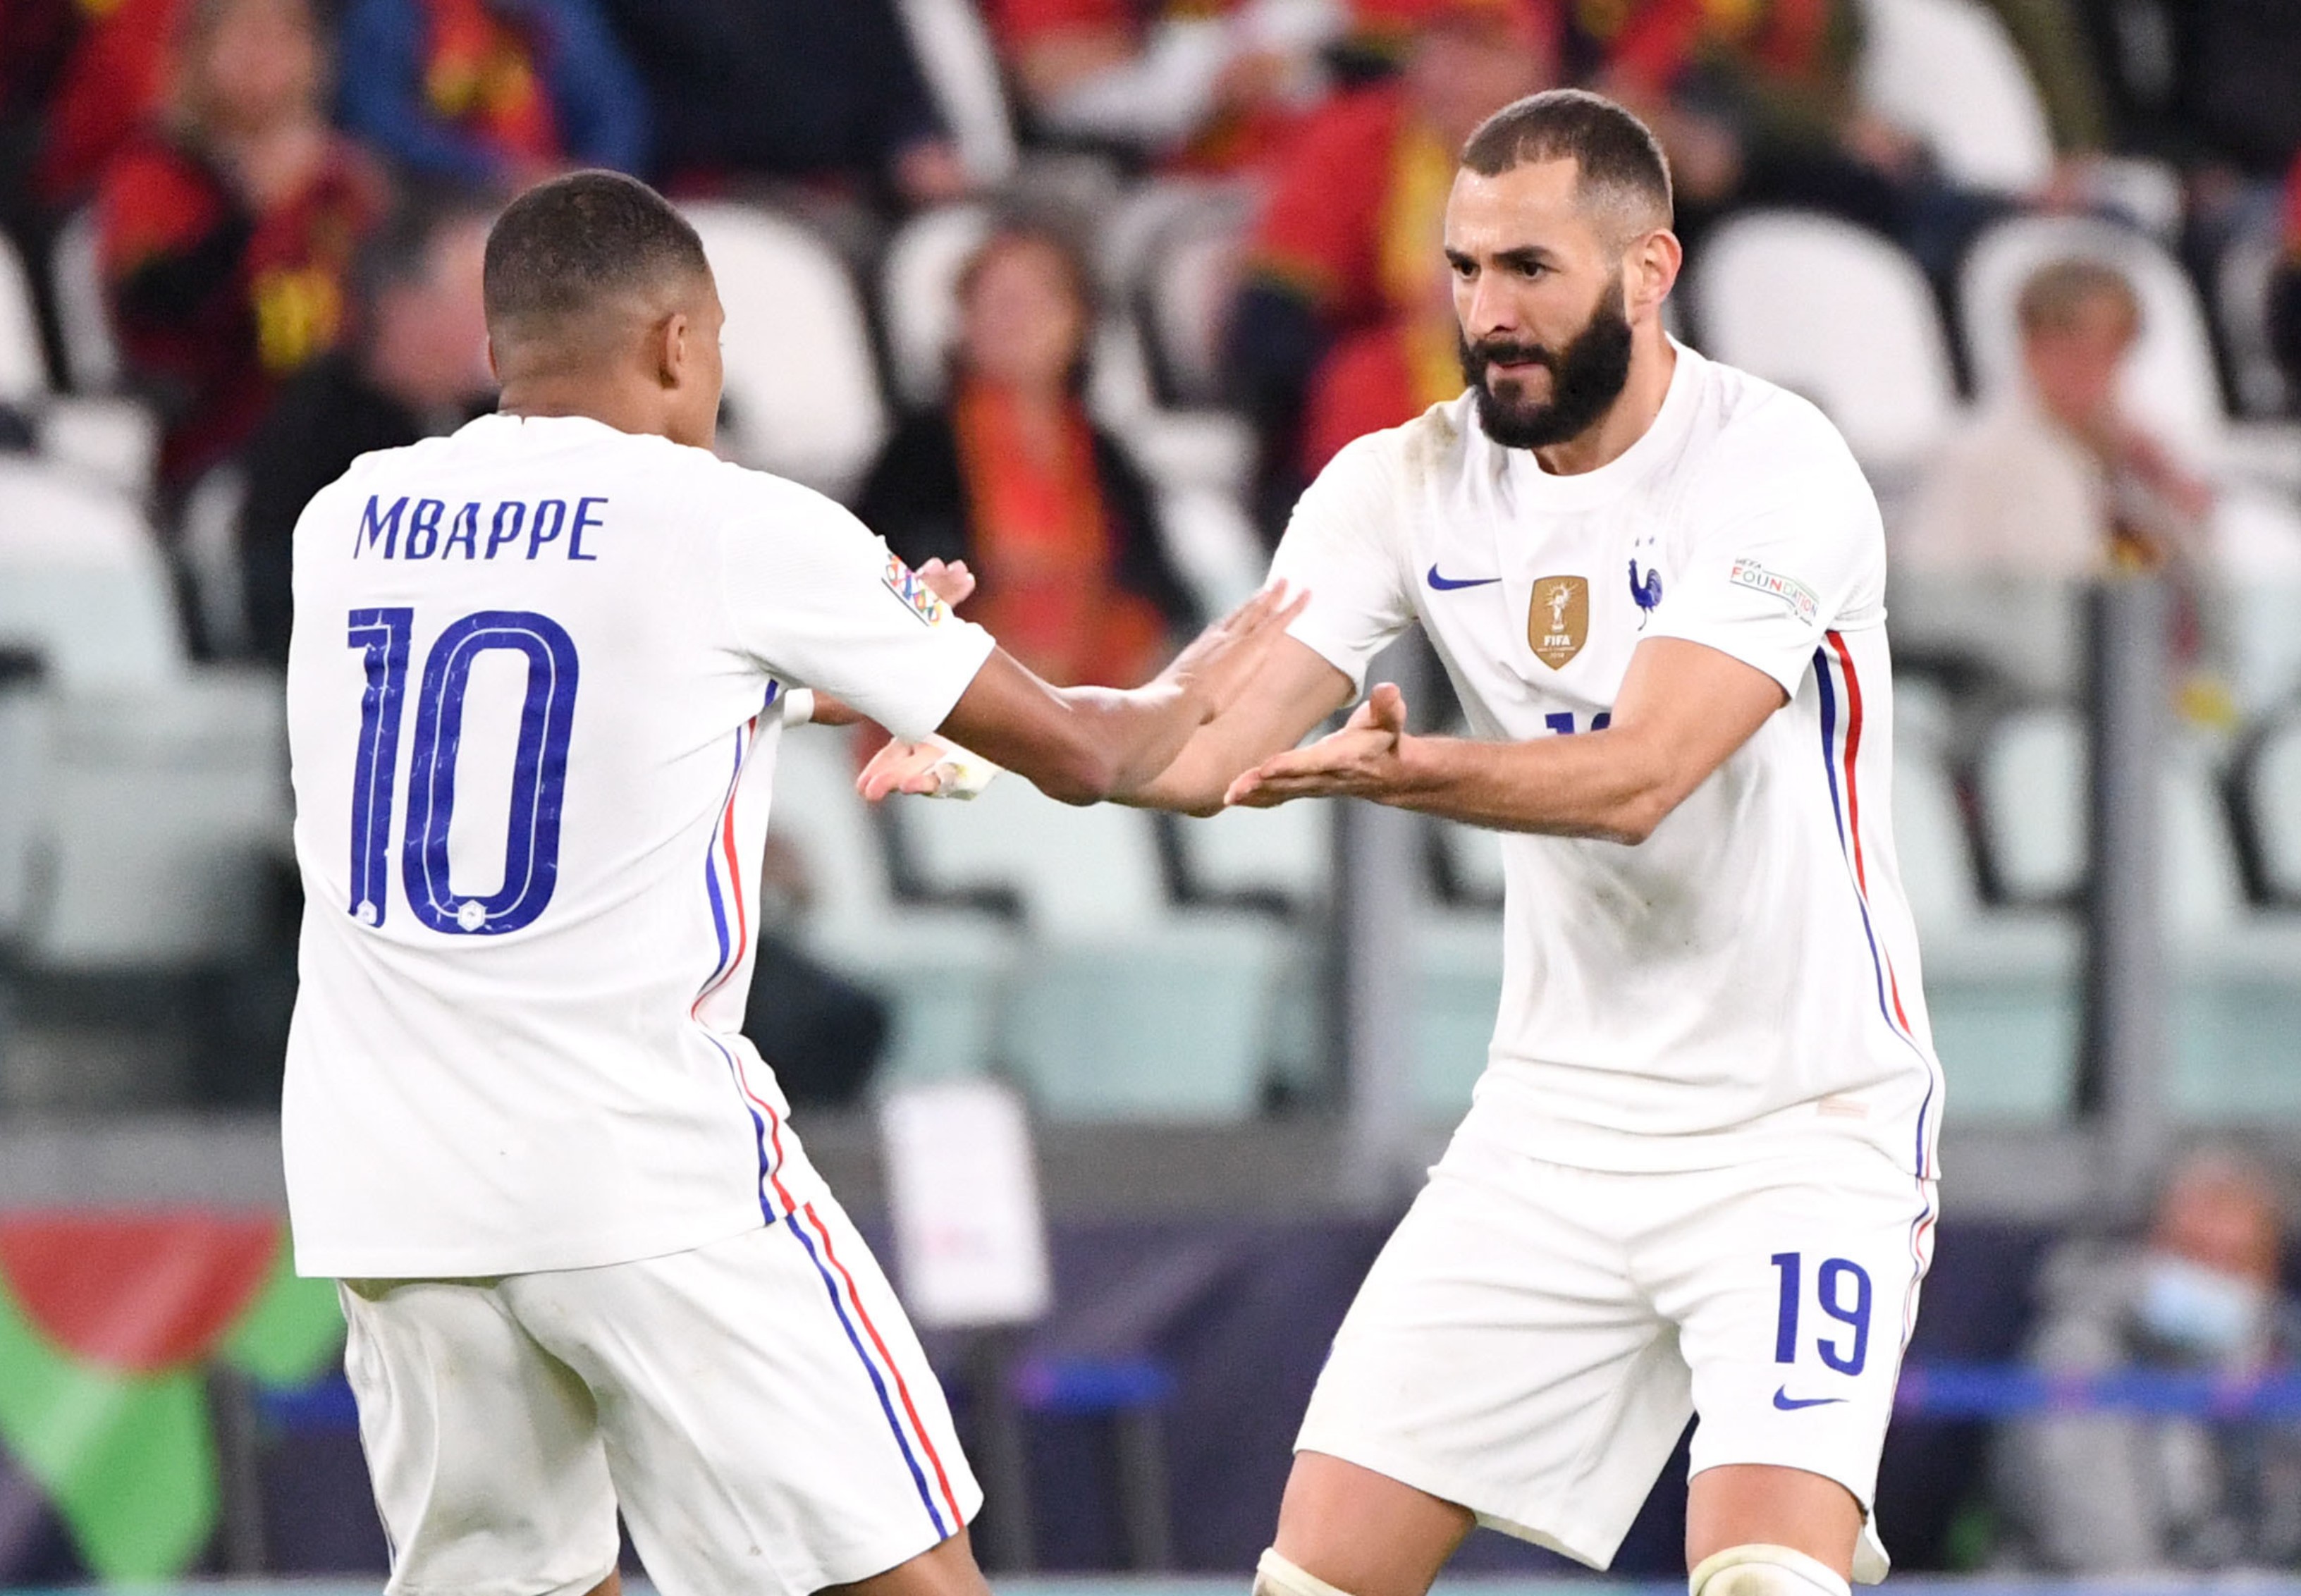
top-left (1729, 558), bottom-right (1820, 625)
top-left (883, 553), bottom-right (947, 627)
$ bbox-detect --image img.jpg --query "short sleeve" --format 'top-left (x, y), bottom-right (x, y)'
top-left (1643, 401), bottom-right (1886, 695)
top-left (716, 478), bottom-right (995, 741)
top-left (1267, 431), bottom-right (1416, 696)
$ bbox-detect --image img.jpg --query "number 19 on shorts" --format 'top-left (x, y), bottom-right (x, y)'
top-left (346, 606), bottom-right (580, 936)
top-left (1772, 1251), bottom-right (1872, 1376)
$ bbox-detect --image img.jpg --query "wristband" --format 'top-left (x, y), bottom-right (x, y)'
top-left (780, 688), bottom-right (816, 728)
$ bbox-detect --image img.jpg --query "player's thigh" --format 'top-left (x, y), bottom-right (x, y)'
top-left (1296, 1138), bottom-right (1683, 1576)
top-left (1653, 1148), bottom-right (1935, 1576)
top-left (339, 1277), bottom-right (620, 1596)
top-left (507, 1205), bottom-right (981, 1596)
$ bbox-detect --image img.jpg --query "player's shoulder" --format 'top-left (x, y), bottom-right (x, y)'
top-left (1311, 389), bottom-right (1483, 503)
top-left (1686, 350), bottom-right (1867, 484)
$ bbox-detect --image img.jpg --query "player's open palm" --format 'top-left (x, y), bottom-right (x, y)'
top-left (1164, 581), bottom-right (1308, 721)
top-left (1226, 682), bottom-right (1409, 807)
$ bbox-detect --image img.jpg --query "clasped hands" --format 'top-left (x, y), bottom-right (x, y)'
top-left (854, 557), bottom-right (1412, 811)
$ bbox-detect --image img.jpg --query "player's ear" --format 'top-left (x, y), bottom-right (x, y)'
top-left (654, 311), bottom-right (689, 391)
top-left (1626, 228), bottom-right (1682, 324)
top-left (484, 334), bottom-right (501, 384)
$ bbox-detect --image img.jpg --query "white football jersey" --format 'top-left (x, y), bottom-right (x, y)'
top-left (1270, 343), bottom-right (1944, 1178)
top-left (282, 413), bottom-right (995, 1277)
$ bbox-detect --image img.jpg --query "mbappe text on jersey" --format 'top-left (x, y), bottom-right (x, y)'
top-left (350, 494), bottom-right (608, 563)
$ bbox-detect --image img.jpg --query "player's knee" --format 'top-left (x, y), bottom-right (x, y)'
top-left (1688, 1545), bottom-right (1851, 1596)
top-left (1255, 1548), bottom-right (1359, 1596)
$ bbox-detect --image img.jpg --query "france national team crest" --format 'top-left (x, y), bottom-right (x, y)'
top-left (1628, 556), bottom-right (1664, 627)
top-left (1528, 575), bottom-right (1588, 669)
top-left (882, 553), bottom-right (947, 627)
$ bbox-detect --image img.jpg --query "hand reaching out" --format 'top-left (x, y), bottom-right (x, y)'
top-left (1225, 681), bottom-right (1411, 808)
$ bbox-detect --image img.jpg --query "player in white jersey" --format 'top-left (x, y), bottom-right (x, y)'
top-left (281, 171), bottom-right (1298, 1596)
top-left (866, 90), bottom-right (1941, 1596)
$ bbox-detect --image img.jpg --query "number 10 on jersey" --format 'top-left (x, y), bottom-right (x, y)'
top-left (347, 607), bottom-right (580, 936)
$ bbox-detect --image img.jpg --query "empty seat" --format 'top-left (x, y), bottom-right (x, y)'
top-left (1958, 214), bottom-right (2224, 460)
top-left (769, 727), bottom-right (1019, 1084)
top-left (893, 777), bottom-right (1283, 1119)
top-left (0, 460), bottom-right (183, 687)
top-left (1855, 0), bottom-right (2054, 195)
top-left (893, 0), bottom-right (1020, 189)
top-left (880, 204), bottom-right (993, 407)
top-left (1894, 730), bottom-right (1980, 940)
top-left (2215, 221), bottom-right (2290, 418)
top-left (51, 206), bottom-right (119, 393)
top-left (1975, 705), bottom-right (2085, 904)
top-left (28, 668), bottom-right (289, 968)
top-left (1689, 210), bottom-right (1960, 477)
top-left (1142, 215), bottom-right (1248, 407)
top-left (0, 233), bottom-right (46, 406)
top-left (1170, 799), bottom-right (1332, 911)
top-left (0, 653), bottom-right (42, 947)
top-left (1885, 572), bottom-right (2083, 701)
top-left (682, 203), bottom-right (886, 498)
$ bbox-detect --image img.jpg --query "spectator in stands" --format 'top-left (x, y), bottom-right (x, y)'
top-left (1994, 1148), bottom-right (2301, 1571)
top-left (1225, 0), bottom-right (1553, 535)
top-left (596, 0), bottom-right (967, 216)
top-left (23, 0), bottom-right (183, 211)
top-left (333, 0), bottom-right (646, 190)
top-left (857, 218), bottom-right (1200, 689)
top-left (236, 189), bottom-right (496, 662)
top-left (1567, 0), bottom-right (1965, 260)
top-left (1296, 247), bottom-right (1459, 475)
top-left (988, 0), bottom-right (1347, 172)
top-left (1903, 257), bottom-right (2210, 578)
top-left (97, 0), bottom-right (388, 490)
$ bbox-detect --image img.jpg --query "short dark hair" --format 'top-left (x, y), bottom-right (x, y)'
top-left (482, 170), bottom-right (711, 336)
top-left (1459, 89), bottom-right (1673, 233)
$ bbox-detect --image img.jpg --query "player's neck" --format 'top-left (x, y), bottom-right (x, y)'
top-left (1530, 333), bottom-right (1676, 479)
top-left (496, 376), bottom-right (671, 443)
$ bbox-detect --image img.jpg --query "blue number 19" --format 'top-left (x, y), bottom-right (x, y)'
top-left (345, 607), bottom-right (580, 935)
top-left (1771, 1251), bottom-right (1873, 1376)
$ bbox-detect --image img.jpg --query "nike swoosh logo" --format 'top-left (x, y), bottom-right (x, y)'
top-left (1427, 565), bottom-right (1501, 591)
top-left (1772, 1387), bottom-right (1848, 1411)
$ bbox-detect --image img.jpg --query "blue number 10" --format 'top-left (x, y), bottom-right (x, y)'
top-left (345, 607), bottom-right (580, 936)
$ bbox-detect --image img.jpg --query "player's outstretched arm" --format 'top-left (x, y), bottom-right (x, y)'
top-left (925, 583), bottom-right (1310, 806)
top-left (1225, 637), bottom-right (1787, 844)
top-left (860, 630), bottom-right (1351, 814)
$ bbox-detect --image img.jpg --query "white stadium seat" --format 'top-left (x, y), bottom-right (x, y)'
top-left (1689, 210), bottom-right (1960, 478)
top-left (894, 0), bottom-right (1021, 189)
top-left (879, 203), bottom-right (993, 407)
top-left (1958, 213), bottom-right (2225, 460)
top-left (1856, 0), bottom-right (2054, 195)
top-left (768, 728), bottom-right (1019, 1085)
top-left (0, 459), bottom-right (183, 687)
top-left (0, 233), bottom-right (48, 406)
top-left (1975, 704), bottom-right (2085, 904)
top-left (51, 206), bottom-right (120, 393)
top-left (682, 202), bottom-right (886, 498)
top-left (27, 668), bottom-right (289, 969)
top-left (892, 777), bottom-right (1284, 1119)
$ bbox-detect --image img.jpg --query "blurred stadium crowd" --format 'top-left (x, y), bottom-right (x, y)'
top-left (7, 1), bottom-right (2301, 1585)
top-left (1, 0), bottom-right (2300, 1122)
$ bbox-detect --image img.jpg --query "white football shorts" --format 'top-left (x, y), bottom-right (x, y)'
top-left (338, 1200), bottom-right (980, 1596)
top-left (1295, 1121), bottom-right (1936, 1583)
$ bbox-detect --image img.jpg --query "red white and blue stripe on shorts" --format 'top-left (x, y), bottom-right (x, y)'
top-left (1812, 631), bottom-right (1941, 1345)
top-left (691, 687), bottom-right (967, 1539)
